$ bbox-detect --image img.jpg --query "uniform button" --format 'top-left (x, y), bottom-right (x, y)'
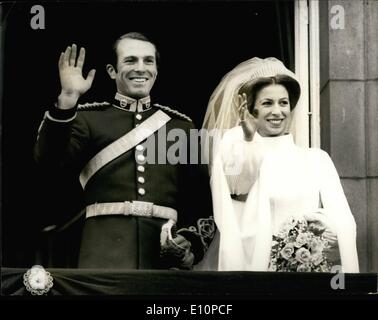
top-left (136, 124), bottom-right (139, 127)
top-left (138, 177), bottom-right (145, 184)
top-left (136, 114), bottom-right (142, 120)
top-left (137, 165), bottom-right (145, 172)
top-left (138, 188), bottom-right (145, 196)
top-left (136, 144), bottom-right (144, 151)
top-left (137, 154), bottom-right (145, 162)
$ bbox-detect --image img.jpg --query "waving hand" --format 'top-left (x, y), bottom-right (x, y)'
top-left (58, 44), bottom-right (96, 109)
top-left (237, 93), bottom-right (256, 141)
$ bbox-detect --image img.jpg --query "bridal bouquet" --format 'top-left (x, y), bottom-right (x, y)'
top-left (268, 217), bottom-right (333, 272)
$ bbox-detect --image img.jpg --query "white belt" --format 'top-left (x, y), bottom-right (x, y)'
top-left (86, 201), bottom-right (177, 222)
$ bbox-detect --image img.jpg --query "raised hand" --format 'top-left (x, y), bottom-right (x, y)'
top-left (57, 44), bottom-right (96, 109)
top-left (237, 93), bottom-right (256, 141)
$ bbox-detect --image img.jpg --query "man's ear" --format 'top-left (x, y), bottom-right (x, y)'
top-left (106, 64), bottom-right (117, 79)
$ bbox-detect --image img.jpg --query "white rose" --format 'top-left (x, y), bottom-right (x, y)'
top-left (280, 243), bottom-right (295, 260)
top-left (295, 248), bottom-right (312, 264)
top-left (294, 232), bottom-right (310, 248)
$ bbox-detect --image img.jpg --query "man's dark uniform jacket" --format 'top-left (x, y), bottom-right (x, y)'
top-left (34, 94), bottom-right (214, 269)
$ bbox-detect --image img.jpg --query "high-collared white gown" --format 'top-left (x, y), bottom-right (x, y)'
top-left (196, 126), bottom-right (359, 272)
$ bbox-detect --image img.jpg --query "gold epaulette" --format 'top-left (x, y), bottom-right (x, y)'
top-left (154, 103), bottom-right (192, 122)
top-left (77, 101), bottom-right (110, 111)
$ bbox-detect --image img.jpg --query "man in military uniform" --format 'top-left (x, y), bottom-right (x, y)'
top-left (34, 32), bottom-right (213, 269)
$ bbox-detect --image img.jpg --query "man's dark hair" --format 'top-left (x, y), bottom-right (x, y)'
top-left (112, 32), bottom-right (160, 68)
top-left (239, 75), bottom-right (301, 116)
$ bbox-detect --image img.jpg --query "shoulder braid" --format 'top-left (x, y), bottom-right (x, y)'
top-left (77, 101), bottom-right (110, 111)
top-left (154, 103), bottom-right (192, 122)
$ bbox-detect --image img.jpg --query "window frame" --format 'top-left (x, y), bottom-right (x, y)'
top-left (293, 0), bottom-right (320, 148)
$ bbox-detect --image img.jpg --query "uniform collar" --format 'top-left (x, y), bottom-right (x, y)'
top-left (113, 92), bottom-right (151, 112)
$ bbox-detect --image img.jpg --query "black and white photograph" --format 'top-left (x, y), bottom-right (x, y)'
top-left (1, 0), bottom-right (377, 302)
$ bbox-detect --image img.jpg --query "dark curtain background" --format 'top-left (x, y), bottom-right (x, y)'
top-left (1, 1), bottom-right (294, 268)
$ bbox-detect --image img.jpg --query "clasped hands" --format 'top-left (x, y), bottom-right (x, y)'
top-left (160, 220), bottom-right (194, 270)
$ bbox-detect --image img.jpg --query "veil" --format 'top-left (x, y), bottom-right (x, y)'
top-left (201, 57), bottom-right (300, 172)
top-left (196, 57), bottom-right (302, 271)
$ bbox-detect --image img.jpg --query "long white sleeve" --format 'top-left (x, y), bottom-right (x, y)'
top-left (219, 126), bottom-right (259, 195)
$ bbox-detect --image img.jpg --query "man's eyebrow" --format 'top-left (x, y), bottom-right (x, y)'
top-left (121, 55), bottom-right (155, 60)
top-left (122, 55), bottom-right (137, 60)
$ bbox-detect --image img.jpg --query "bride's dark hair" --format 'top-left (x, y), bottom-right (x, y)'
top-left (239, 75), bottom-right (301, 115)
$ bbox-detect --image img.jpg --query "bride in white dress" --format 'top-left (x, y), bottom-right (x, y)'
top-left (197, 57), bottom-right (359, 272)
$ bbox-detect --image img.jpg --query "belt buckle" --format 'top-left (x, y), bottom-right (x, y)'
top-left (131, 201), bottom-right (154, 217)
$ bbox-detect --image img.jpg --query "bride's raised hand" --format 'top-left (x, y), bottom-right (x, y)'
top-left (237, 93), bottom-right (256, 141)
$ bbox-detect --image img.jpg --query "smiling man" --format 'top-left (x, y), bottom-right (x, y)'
top-left (34, 32), bottom-right (214, 269)
top-left (106, 35), bottom-right (158, 99)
